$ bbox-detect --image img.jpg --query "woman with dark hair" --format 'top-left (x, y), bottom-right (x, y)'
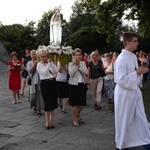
top-left (68, 48), bottom-right (88, 127)
top-left (8, 51), bottom-right (22, 104)
top-left (21, 48), bottom-right (31, 96)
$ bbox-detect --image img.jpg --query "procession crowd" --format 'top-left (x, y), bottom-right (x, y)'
top-left (7, 32), bottom-right (150, 149)
top-left (8, 48), bottom-right (113, 127)
top-left (8, 47), bottom-right (150, 128)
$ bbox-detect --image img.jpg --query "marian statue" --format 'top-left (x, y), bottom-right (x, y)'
top-left (50, 7), bottom-right (62, 47)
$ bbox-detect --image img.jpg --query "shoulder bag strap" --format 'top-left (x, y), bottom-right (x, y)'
top-left (49, 70), bottom-right (54, 77)
top-left (78, 70), bottom-right (87, 83)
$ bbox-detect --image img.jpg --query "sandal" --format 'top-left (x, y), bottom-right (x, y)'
top-left (77, 115), bottom-right (84, 124)
top-left (20, 93), bottom-right (24, 96)
top-left (73, 121), bottom-right (80, 127)
top-left (37, 111), bottom-right (42, 116)
top-left (78, 118), bottom-right (84, 124)
top-left (49, 123), bottom-right (55, 129)
top-left (45, 123), bottom-right (50, 130)
top-left (18, 100), bottom-right (21, 103)
top-left (12, 101), bottom-right (16, 104)
top-left (50, 125), bottom-right (55, 129)
top-left (45, 126), bottom-right (50, 130)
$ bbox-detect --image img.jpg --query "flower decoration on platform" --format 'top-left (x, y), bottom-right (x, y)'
top-left (36, 45), bottom-right (73, 67)
top-left (37, 45), bottom-right (73, 56)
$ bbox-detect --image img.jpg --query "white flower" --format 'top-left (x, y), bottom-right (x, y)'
top-left (48, 49), bottom-right (53, 54)
top-left (57, 49), bottom-right (62, 55)
top-left (37, 45), bottom-right (73, 56)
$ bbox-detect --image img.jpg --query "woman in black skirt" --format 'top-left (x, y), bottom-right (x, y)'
top-left (68, 48), bottom-right (88, 127)
top-left (56, 66), bottom-right (69, 114)
top-left (37, 50), bottom-right (58, 130)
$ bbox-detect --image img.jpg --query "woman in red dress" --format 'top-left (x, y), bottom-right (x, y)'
top-left (8, 52), bottom-right (22, 104)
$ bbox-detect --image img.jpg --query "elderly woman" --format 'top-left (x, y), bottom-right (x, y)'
top-left (68, 48), bottom-right (88, 127)
top-left (37, 50), bottom-right (58, 130)
top-left (27, 50), bottom-right (44, 116)
top-left (87, 51), bottom-right (105, 110)
top-left (8, 52), bottom-right (22, 104)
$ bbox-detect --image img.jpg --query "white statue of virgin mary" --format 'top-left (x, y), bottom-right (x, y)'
top-left (50, 7), bottom-right (62, 47)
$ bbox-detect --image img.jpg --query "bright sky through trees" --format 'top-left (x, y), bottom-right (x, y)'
top-left (0, 0), bottom-right (75, 25)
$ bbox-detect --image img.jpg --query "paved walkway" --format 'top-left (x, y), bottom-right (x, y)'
top-left (0, 63), bottom-right (143, 150)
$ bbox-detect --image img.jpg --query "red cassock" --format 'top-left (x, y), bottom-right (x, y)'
top-left (8, 60), bottom-right (22, 90)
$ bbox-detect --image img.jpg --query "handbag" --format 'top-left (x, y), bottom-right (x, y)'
top-left (100, 69), bottom-right (106, 77)
top-left (28, 77), bottom-right (32, 85)
top-left (28, 69), bottom-right (36, 85)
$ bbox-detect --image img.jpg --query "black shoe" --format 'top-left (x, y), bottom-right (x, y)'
top-left (62, 110), bottom-right (67, 114)
top-left (45, 126), bottom-right (50, 130)
top-left (37, 111), bottom-right (42, 116)
top-left (96, 105), bottom-right (102, 110)
top-left (50, 125), bottom-right (55, 129)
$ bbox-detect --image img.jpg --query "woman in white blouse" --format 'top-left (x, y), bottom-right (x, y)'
top-left (37, 50), bottom-right (59, 130)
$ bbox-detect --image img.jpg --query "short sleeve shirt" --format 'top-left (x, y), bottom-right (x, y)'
top-left (88, 60), bottom-right (103, 79)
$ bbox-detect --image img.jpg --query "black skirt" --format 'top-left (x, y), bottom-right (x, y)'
top-left (40, 78), bottom-right (58, 111)
top-left (21, 69), bottom-right (28, 78)
top-left (57, 81), bottom-right (69, 98)
top-left (69, 83), bottom-right (87, 106)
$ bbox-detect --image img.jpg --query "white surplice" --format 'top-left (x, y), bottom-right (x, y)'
top-left (114, 49), bottom-right (150, 149)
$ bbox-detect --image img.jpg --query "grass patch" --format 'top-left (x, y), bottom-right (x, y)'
top-left (107, 103), bottom-right (114, 113)
top-left (142, 81), bottom-right (150, 121)
top-left (107, 81), bottom-right (150, 120)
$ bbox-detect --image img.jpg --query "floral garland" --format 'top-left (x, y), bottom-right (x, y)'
top-left (36, 45), bottom-right (73, 67)
top-left (37, 45), bottom-right (73, 56)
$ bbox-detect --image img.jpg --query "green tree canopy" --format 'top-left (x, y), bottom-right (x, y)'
top-left (0, 21), bottom-right (36, 55)
top-left (66, 0), bottom-right (107, 53)
top-left (69, 26), bottom-right (107, 53)
top-left (83, 0), bottom-right (150, 52)
top-left (87, 0), bottom-right (150, 38)
top-left (36, 10), bottom-right (54, 46)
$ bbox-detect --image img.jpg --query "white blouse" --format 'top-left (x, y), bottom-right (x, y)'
top-left (37, 61), bottom-right (59, 80)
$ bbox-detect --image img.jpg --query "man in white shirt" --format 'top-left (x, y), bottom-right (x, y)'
top-left (114, 32), bottom-right (150, 150)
